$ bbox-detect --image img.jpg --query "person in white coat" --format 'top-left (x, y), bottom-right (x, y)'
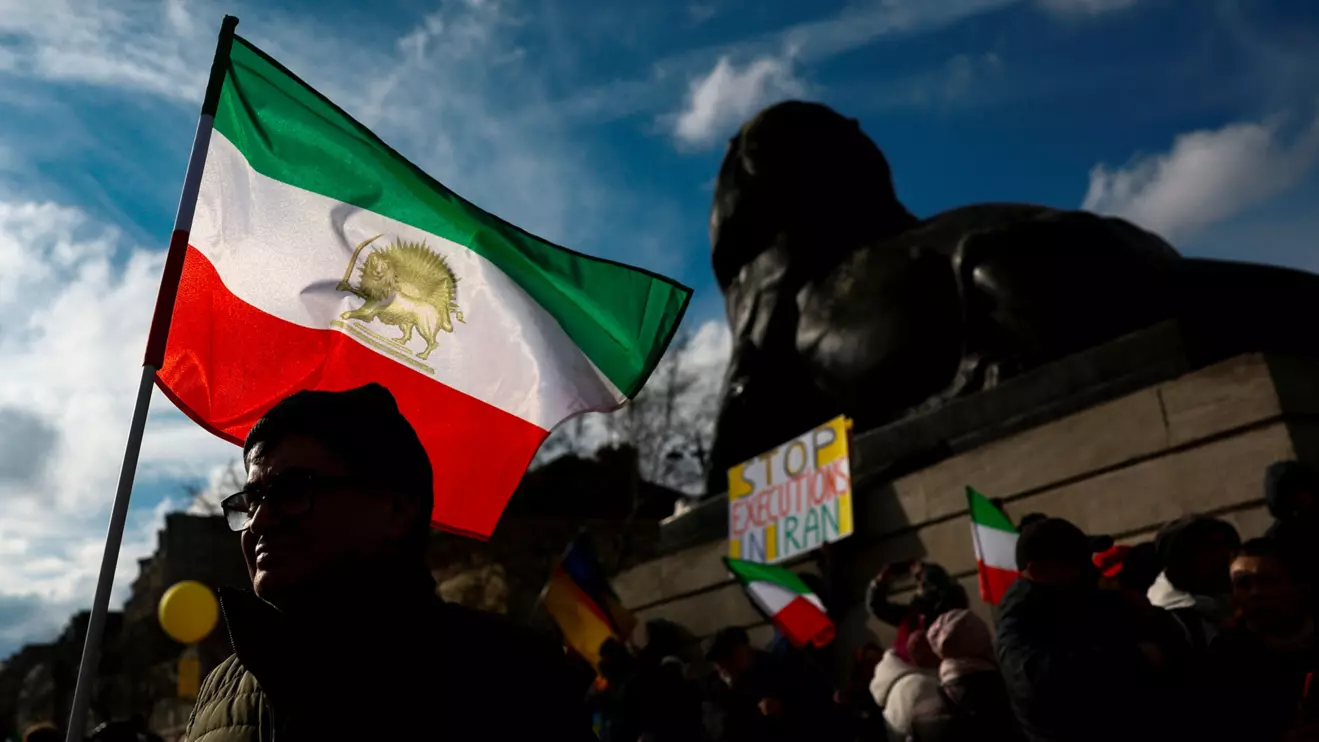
top-left (869, 628), bottom-right (942, 741)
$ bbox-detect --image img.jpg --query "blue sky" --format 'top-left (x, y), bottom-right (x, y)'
top-left (0, 0), bottom-right (1316, 656)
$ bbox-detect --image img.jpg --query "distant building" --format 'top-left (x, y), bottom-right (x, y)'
top-left (0, 643), bottom-right (53, 740)
top-left (0, 611), bottom-right (125, 740)
top-left (0, 514), bottom-right (247, 741)
top-left (119, 514), bottom-right (249, 740)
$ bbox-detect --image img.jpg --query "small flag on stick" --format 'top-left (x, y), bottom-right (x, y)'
top-left (542, 535), bottom-right (636, 671)
top-left (725, 557), bottom-right (835, 648)
top-left (967, 487), bottom-right (1020, 604)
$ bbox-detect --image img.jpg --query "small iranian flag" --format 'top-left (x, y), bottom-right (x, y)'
top-left (153, 32), bottom-right (690, 539)
top-left (725, 557), bottom-right (835, 648)
top-left (967, 487), bottom-right (1020, 604)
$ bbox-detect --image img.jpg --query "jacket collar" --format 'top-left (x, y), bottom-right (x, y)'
top-left (217, 562), bottom-right (442, 703)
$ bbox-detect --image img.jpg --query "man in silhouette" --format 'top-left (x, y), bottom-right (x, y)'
top-left (184, 384), bottom-right (593, 741)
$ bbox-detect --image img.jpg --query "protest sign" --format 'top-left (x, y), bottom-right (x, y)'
top-left (727, 415), bottom-right (854, 564)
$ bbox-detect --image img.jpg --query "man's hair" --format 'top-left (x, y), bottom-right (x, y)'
top-left (705, 626), bottom-right (751, 663)
top-left (1018, 512), bottom-right (1049, 530)
top-left (244, 384), bottom-right (433, 554)
top-left (1015, 517), bottom-right (1092, 572)
top-left (1265, 461), bottom-right (1319, 519)
top-left (1155, 515), bottom-right (1240, 589)
top-left (1235, 537), bottom-right (1300, 582)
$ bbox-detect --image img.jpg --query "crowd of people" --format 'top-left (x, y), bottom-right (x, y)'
top-left (590, 460), bottom-right (1319, 742)
top-left (14, 385), bottom-right (1318, 742)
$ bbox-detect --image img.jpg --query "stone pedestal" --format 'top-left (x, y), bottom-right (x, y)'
top-left (613, 342), bottom-right (1319, 662)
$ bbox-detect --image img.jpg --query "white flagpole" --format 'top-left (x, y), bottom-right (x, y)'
top-left (64, 16), bottom-right (239, 741)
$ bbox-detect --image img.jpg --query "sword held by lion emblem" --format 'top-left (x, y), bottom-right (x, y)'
top-left (336, 234), bottom-right (465, 361)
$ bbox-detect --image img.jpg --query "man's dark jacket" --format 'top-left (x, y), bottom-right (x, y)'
top-left (183, 572), bottom-right (594, 741)
top-left (994, 578), bottom-right (1155, 742)
top-left (708, 648), bottom-right (838, 742)
top-left (1205, 625), bottom-right (1316, 742)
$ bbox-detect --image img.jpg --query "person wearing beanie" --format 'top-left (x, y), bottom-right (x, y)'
top-left (908, 609), bottom-right (1024, 742)
top-left (995, 518), bottom-right (1164, 742)
top-left (183, 384), bottom-right (594, 742)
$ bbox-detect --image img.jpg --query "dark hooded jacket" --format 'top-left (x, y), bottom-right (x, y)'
top-left (1205, 622), bottom-right (1318, 742)
top-left (596, 654), bottom-right (707, 742)
top-left (1265, 461), bottom-right (1319, 594)
top-left (707, 648), bottom-right (837, 742)
top-left (183, 569), bottom-right (595, 742)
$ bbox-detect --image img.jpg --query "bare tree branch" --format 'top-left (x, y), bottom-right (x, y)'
top-left (530, 322), bottom-right (729, 509)
top-left (185, 459), bottom-right (245, 515)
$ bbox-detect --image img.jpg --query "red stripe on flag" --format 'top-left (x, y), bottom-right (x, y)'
top-left (977, 561), bottom-right (1020, 605)
top-left (774, 596), bottom-right (835, 648)
top-left (144, 228), bottom-right (193, 368)
top-left (156, 245), bottom-right (548, 539)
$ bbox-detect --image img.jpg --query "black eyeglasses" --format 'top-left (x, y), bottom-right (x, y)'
top-left (219, 471), bottom-right (359, 532)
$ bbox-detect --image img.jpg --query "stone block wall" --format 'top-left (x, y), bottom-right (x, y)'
top-left (613, 353), bottom-right (1319, 662)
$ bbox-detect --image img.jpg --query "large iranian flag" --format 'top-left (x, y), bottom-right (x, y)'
top-left (154, 34), bottom-right (690, 539)
top-left (967, 487), bottom-right (1020, 604)
top-left (725, 557), bottom-right (835, 648)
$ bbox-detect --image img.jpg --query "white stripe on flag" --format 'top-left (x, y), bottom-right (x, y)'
top-left (974, 523), bottom-right (1018, 572)
top-left (746, 581), bottom-right (798, 617)
top-left (191, 132), bottom-right (625, 428)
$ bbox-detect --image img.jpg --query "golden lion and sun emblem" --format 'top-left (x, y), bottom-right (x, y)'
top-left (334, 234), bottom-right (465, 368)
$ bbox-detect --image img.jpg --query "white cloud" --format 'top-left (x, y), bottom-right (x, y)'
top-left (668, 47), bottom-right (1006, 149)
top-left (1082, 109), bottom-right (1319, 241)
top-left (1037, 0), bottom-right (1137, 15)
top-left (772, 0), bottom-right (1019, 66)
top-left (689, 4), bottom-right (718, 25)
top-left (0, 0), bottom-right (205, 102)
top-left (673, 53), bottom-right (806, 148)
top-left (0, 197), bottom-right (235, 653)
top-left (663, 0), bottom-right (1023, 149)
top-left (941, 52), bottom-right (1002, 100)
top-left (0, 0), bottom-right (692, 273)
top-left (0, 495), bottom-right (179, 652)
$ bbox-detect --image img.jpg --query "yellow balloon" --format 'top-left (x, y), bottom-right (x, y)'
top-left (158, 580), bottom-right (219, 645)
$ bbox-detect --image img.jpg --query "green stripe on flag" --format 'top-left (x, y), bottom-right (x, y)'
top-left (726, 557), bottom-right (812, 595)
top-left (967, 487), bottom-right (1017, 533)
top-left (213, 36), bottom-right (691, 397)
